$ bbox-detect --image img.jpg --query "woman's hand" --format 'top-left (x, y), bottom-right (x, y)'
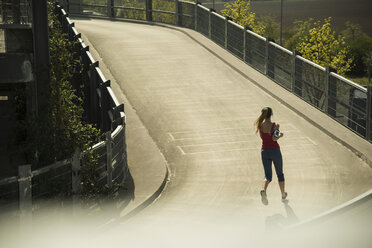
top-left (272, 129), bottom-right (283, 141)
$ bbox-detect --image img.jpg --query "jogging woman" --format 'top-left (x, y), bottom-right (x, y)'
top-left (254, 107), bottom-right (287, 205)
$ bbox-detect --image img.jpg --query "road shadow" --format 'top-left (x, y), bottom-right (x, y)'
top-left (96, 167), bottom-right (135, 218)
top-left (265, 200), bottom-right (299, 232)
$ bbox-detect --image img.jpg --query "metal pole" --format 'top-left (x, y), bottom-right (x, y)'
top-left (225, 17), bottom-right (228, 49)
top-left (146, 0), bottom-right (153, 21)
top-left (324, 66), bottom-right (330, 114)
top-left (280, 0), bottom-right (283, 46)
top-left (243, 26), bottom-right (247, 62)
top-left (176, 0), bottom-right (180, 26)
top-left (107, 0), bottom-right (113, 18)
top-left (32, 0), bottom-right (51, 117)
top-left (368, 52), bottom-right (371, 85)
top-left (209, 8), bottom-right (212, 39)
top-left (366, 86), bottom-right (372, 141)
top-left (265, 37), bottom-right (270, 76)
top-left (194, 1), bottom-right (198, 31)
top-left (106, 131), bottom-right (113, 188)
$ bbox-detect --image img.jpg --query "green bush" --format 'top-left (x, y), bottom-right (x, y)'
top-left (12, 4), bottom-right (106, 200)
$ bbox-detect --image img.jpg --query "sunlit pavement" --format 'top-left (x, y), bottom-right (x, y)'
top-left (1, 18), bottom-right (371, 248)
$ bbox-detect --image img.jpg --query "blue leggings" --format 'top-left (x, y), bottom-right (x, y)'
top-left (261, 149), bottom-right (284, 182)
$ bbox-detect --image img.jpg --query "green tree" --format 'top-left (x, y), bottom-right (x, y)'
top-left (342, 22), bottom-right (372, 77)
top-left (258, 15), bottom-right (280, 41)
top-left (285, 18), bottom-right (315, 50)
top-left (221, 0), bottom-right (265, 35)
top-left (296, 17), bottom-right (352, 76)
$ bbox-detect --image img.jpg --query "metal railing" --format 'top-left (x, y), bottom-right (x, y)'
top-left (0, 3), bottom-right (128, 217)
top-left (58, 0), bottom-right (372, 143)
top-left (0, 0), bottom-right (32, 25)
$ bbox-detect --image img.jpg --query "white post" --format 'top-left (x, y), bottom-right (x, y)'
top-left (106, 131), bottom-right (113, 188)
top-left (18, 164), bottom-right (32, 227)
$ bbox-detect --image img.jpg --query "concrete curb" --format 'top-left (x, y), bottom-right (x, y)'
top-left (107, 165), bottom-right (169, 226)
top-left (76, 29), bottom-right (171, 226)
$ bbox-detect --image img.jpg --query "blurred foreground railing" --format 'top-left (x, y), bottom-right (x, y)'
top-left (0, 3), bottom-right (128, 219)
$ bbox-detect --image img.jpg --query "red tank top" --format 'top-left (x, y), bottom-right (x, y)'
top-left (260, 123), bottom-right (280, 149)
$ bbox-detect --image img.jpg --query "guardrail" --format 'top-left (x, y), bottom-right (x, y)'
top-left (59, 0), bottom-right (372, 143)
top-left (0, 3), bottom-right (128, 218)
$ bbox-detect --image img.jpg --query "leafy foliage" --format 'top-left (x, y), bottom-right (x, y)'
top-left (258, 15), bottom-right (279, 41)
top-left (295, 17), bottom-right (352, 76)
top-left (116, 0), bottom-right (145, 20)
top-left (45, 7), bottom-right (101, 167)
top-left (221, 0), bottom-right (265, 35)
top-left (11, 4), bottom-right (105, 201)
top-left (48, 5), bottom-right (110, 200)
top-left (342, 22), bottom-right (372, 77)
top-left (152, 0), bottom-right (176, 24)
top-left (285, 18), bottom-right (315, 50)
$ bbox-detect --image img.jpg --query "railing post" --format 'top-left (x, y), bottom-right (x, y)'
top-left (208, 8), bottom-right (213, 39)
top-left (324, 66), bottom-right (329, 113)
top-left (107, 0), bottom-right (114, 18)
top-left (291, 50), bottom-right (295, 92)
top-left (176, 0), bottom-right (182, 26)
top-left (292, 50), bottom-right (302, 97)
top-left (326, 66), bottom-right (337, 117)
top-left (266, 38), bottom-right (275, 79)
top-left (264, 37), bottom-right (269, 75)
top-left (243, 26), bottom-right (247, 62)
top-left (194, 1), bottom-right (198, 30)
top-left (224, 17), bottom-right (229, 49)
top-left (367, 86), bottom-right (372, 141)
top-left (106, 131), bottom-right (113, 188)
top-left (122, 116), bottom-right (128, 178)
top-left (100, 80), bottom-right (111, 132)
top-left (71, 148), bottom-right (81, 213)
top-left (18, 164), bottom-right (32, 227)
top-left (89, 63), bottom-right (99, 125)
top-left (145, 0), bottom-right (153, 21)
top-left (245, 26), bottom-right (253, 65)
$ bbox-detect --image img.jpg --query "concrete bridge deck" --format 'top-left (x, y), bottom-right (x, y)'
top-left (49, 18), bottom-right (372, 247)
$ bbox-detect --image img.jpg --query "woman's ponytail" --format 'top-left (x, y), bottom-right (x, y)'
top-left (254, 107), bottom-right (272, 133)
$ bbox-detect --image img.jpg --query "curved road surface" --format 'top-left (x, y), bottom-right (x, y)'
top-left (70, 19), bottom-right (371, 247)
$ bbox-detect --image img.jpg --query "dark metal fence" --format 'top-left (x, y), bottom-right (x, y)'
top-left (58, 0), bottom-right (372, 140)
top-left (0, 3), bottom-right (128, 218)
